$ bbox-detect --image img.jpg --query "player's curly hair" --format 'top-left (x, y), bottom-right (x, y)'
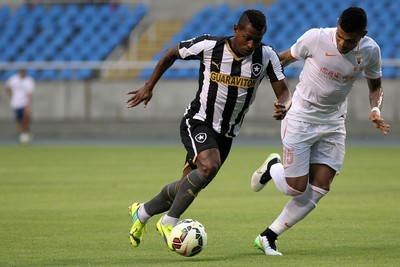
top-left (238, 9), bottom-right (266, 33)
top-left (339, 7), bottom-right (367, 33)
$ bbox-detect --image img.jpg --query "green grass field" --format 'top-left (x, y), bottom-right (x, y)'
top-left (0, 143), bottom-right (399, 267)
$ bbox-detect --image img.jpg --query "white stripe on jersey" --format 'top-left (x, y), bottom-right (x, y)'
top-left (211, 44), bottom-right (233, 133)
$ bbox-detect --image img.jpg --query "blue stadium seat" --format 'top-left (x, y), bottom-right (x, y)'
top-left (0, 3), bottom-right (148, 80)
top-left (78, 69), bottom-right (93, 80)
top-left (382, 67), bottom-right (397, 79)
top-left (140, 0), bottom-right (399, 79)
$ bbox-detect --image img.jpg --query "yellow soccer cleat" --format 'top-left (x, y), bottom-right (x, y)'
top-left (156, 216), bottom-right (175, 251)
top-left (129, 203), bottom-right (147, 247)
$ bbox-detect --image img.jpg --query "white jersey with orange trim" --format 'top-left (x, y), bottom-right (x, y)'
top-left (286, 27), bottom-right (382, 124)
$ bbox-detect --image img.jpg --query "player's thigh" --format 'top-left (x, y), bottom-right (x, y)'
top-left (180, 117), bottom-right (219, 168)
top-left (196, 129), bottom-right (233, 178)
top-left (310, 123), bottom-right (346, 174)
top-left (281, 118), bottom-right (317, 178)
top-left (281, 118), bottom-right (318, 177)
top-left (309, 164), bottom-right (336, 190)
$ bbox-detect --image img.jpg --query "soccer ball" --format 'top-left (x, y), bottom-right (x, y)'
top-left (170, 219), bottom-right (207, 257)
top-left (19, 133), bottom-right (32, 145)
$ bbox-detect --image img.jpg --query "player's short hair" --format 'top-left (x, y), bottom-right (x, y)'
top-left (238, 9), bottom-right (266, 33)
top-left (339, 7), bottom-right (367, 33)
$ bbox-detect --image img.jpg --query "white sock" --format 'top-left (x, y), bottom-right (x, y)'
top-left (162, 214), bottom-right (179, 227)
top-left (270, 163), bottom-right (302, 196)
top-left (269, 184), bottom-right (328, 235)
top-left (138, 205), bottom-right (151, 224)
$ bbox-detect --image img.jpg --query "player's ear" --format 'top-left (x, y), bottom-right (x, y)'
top-left (234, 24), bottom-right (238, 34)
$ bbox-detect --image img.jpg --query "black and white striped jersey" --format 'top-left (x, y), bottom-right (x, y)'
top-left (178, 34), bottom-right (285, 138)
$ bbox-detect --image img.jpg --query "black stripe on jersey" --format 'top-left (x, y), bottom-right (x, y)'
top-left (266, 61), bottom-right (278, 82)
top-left (270, 46), bottom-right (285, 77)
top-left (220, 59), bottom-right (241, 136)
top-left (204, 38), bottom-right (225, 125)
top-left (227, 45), bottom-right (264, 137)
top-left (265, 48), bottom-right (281, 82)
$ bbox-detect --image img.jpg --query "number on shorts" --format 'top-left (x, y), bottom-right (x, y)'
top-left (283, 147), bottom-right (294, 166)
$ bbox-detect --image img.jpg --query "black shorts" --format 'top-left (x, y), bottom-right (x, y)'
top-left (14, 107), bottom-right (25, 122)
top-left (180, 117), bottom-right (233, 169)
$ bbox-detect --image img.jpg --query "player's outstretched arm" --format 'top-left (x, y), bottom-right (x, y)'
top-left (126, 45), bottom-right (181, 108)
top-left (367, 77), bottom-right (390, 135)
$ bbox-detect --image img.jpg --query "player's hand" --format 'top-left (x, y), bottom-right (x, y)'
top-left (273, 101), bottom-right (289, 120)
top-left (126, 86), bottom-right (153, 108)
top-left (369, 111), bottom-right (390, 135)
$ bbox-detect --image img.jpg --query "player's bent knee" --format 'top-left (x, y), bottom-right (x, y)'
top-left (197, 162), bottom-right (220, 180)
top-left (286, 176), bottom-right (308, 193)
top-left (285, 184), bottom-right (304, 196)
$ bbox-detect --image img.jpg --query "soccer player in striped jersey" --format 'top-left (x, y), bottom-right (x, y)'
top-left (251, 7), bottom-right (391, 255)
top-left (126, 9), bottom-right (291, 250)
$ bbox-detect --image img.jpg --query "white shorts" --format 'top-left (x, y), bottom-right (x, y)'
top-left (281, 117), bottom-right (346, 177)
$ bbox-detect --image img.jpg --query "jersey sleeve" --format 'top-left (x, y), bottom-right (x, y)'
top-left (363, 45), bottom-right (382, 79)
top-left (265, 47), bottom-right (285, 82)
top-left (290, 28), bottom-right (319, 60)
top-left (178, 34), bottom-right (210, 60)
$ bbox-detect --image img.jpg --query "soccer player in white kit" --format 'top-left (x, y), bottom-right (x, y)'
top-left (251, 7), bottom-right (390, 255)
top-left (5, 68), bottom-right (35, 144)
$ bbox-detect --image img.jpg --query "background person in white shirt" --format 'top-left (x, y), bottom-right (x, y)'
top-left (251, 7), bottom-right (390, 255)
top-left (5, 68), bottom-right (35, 144)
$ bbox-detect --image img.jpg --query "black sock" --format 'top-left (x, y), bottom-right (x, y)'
top-left (167, 169), bottom-right (207, 218)
top-left (144, 181), bottom-right (179, 216)
top-left (260, 228), bottom-right (278, 250)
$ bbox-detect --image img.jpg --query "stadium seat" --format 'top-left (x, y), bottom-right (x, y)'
top-left (139, 0), bottom-right (399, 80)
top-left (382, 67), bottom-right (397, 79)
top-left (0, 3), bottom-right (148, 80)
top-left (1, 1), bottom-right (398, 80)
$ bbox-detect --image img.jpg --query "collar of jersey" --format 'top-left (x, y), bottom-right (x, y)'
top-left (332, 28), bottom-right (361, 55)
top-left (226, 38), bottom-right (246, 61)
